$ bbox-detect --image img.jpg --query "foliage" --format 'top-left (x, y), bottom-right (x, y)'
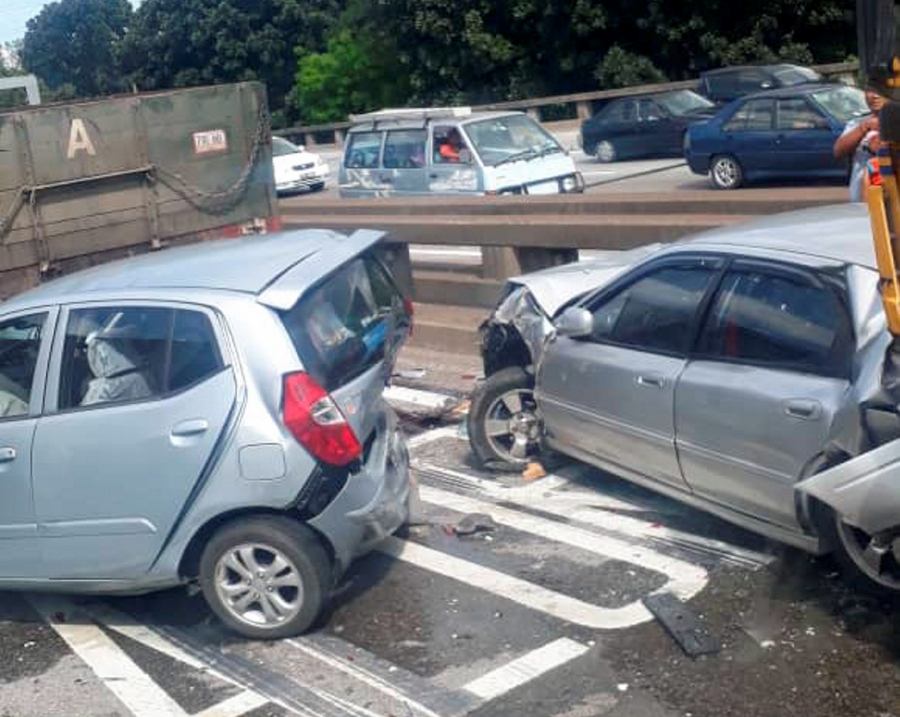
top-left (119, 0), bottom-right (342, 124)
top-left (21, 0), bottom-right (132, 97)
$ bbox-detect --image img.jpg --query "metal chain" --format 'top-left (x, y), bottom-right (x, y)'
top-left (153, 104), bottom-right (272, 215)
top-left (0, 101), bottom-right (271, 241)
top-left (0, 188), bottom-right (25, 241)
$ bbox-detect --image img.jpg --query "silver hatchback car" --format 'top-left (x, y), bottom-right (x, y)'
top-left (0, 228), bottom-right (413, 639)
top-left (469, 204), bottom-right (900, 596)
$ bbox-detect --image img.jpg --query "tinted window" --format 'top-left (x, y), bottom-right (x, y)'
top-left (773, 67), bottom-right (820, 86)
top-left (0, 313), bottom-right (46, 418)
top-left (281, 256), bottom-right (410, 390)
top-left (777, 98), bottom-right (828, 130)
top-left (724, 99), bottom-right (775, 131)
top-left (600, 100), bottom-right (635, 123)
top-left (698, 269), bottom-right (850, 377)
top-left (638, 99), bottom-right (664, 121)
top-left (345, 132), bottom-right (382, 168)
top-left (59, 307), bottom-right (223, 410)
top-left (705, 74), bottom-right (738, 99)
top-left (590, 265), bottom-right (716, 354)
top-left (383, 129), bottom-right (427, 168)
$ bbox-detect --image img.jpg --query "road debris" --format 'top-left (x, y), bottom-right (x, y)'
top-left (394, 368), bottom-right (427, 380)
top-left (521, 461), bottom-right (547, 482)
top-left (643, 592), bottom-right (720, 658)
top-left (452, 513), bottom-right (497, 537)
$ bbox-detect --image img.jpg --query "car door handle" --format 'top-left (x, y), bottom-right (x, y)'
top-left (0, 447), bottom-right (16, 463)
top-left (171, 419), bottom-right (209, 438)
top-left (635, 374), bottom-right (666, 389)
top-left (783, 400), bottom-right (822, 421)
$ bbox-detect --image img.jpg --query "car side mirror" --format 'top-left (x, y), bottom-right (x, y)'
top-left (460, 148), bottom-right (473, 164)
top-left (554, 307), bottom-right (593, 339)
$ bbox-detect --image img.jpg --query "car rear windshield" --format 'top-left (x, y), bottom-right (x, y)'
top-left (280, 254), bottom-right (408, 390)
top-left (810, 86), bottom-right (870, 124)
top-left (657, 90), bottom-right (714, 116)
top-left (773, 67), bottom-right (821, 86)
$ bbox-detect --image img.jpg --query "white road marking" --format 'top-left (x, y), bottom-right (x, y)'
top-left (385, 385), bottom-right (457, 412)
top-left (193, 691), bottom-right (270, 717)
top-left (286, 640), bottom-right (446, 717)
top-left (410, 248), bottom-right (481, 258)
top-left (82, 602), bottom-right (207, 671)
top-left (463, 638), bottom-right (589, 701)
top-left (419, 461), bottom-right (773, 569)
top-left (29, 595), bottom-right (190, 717)
top-left (581, 170), bottom-right (616, 176)
top-left (407, 425), bottom-right (459, 449)
top-left (380, 536), bottom-right (674, 629)
top-left (419, 484), bottom-right (707, 601)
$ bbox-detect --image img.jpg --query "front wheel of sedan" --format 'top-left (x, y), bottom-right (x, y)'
top-left (199, 517), bottom-right (331, 640)
top-left (468, 366), bottom-right (542, 468)
top-left (821, 506), bottom-right (900, 597)
top-left (709, 154), bottom-right (743, 189)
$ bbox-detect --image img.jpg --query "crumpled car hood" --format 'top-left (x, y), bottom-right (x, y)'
top-left (506, 245), bottom-right (663, 317)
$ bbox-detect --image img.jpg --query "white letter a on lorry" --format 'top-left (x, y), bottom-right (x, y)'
top-left (67, 119), bottom-right (97, 159)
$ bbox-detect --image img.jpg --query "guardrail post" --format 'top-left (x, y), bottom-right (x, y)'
top-left (334, 129), bottom-right (344, 148)
top-left (576, 101), bottom-right (592, 121)
top-left (526, 108), bottom-right (541, 122)
top-left (305, 132), bottom-right (317, 148)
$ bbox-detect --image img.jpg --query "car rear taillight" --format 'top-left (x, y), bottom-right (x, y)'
top-left (282, 372), bottom-right (361, 467)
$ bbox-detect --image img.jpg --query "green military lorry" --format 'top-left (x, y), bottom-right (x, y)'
top-left (0, 81), bottom-right (279, 298)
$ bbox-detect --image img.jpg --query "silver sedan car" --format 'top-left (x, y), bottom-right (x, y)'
top-left (469, 203), bottom-right (900, 596)
top-left (0, 228), bottom-right (413, 639)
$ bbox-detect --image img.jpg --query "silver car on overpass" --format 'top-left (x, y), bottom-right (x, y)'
top-left (0, 229), bottom-right (413, 639)
top-left (469, 203), bottom-right (900, 596)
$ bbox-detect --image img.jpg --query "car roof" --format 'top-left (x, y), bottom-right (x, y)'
top-left (679, 203), bottom-right (876, 269)
top-left (3, 229), bottom-right (361, 308)
top-left (735, 82), bottom-right (838, 101)
top-left (346, 110), bottom-right (521, 132)
top-left (701, 63), bottom-right (809, 77)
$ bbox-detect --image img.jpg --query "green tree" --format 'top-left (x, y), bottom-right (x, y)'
top-left (21, 0), bottom-right (132, 97)
top-left (120, 0), bottom-right (343, 126)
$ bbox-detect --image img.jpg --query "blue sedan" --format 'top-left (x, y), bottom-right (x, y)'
top-left (685, 84), bottom-right (870, 189)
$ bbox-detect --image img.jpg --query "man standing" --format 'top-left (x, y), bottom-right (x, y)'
top-left (834, 88), bottom-right (886, 202)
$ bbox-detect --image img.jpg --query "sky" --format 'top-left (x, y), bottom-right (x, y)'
top-left (2, 0), bottom-right (139, 45)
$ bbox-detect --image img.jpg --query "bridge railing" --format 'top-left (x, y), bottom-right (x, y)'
top-left (278, 62), bottom-right (859, 149)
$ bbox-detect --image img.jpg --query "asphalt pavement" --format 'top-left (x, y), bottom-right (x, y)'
top-left (3, 355), bottom-right (900, 717)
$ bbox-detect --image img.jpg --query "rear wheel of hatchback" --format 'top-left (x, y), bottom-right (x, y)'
top-left (199, 516), bottom-right (331, 640)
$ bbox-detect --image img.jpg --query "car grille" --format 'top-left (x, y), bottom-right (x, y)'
top-left (293, 162), bottom-right (315, 171)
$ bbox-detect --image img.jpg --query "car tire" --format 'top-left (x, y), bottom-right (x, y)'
top-left (199, 516), bottom-right (331, 640)
top-left (596, 140), bottom-right (617, 163)
top-left (816, 502), bottom-right (900, 598)
top-left (468, 366), bottom-right (542, 468)
top-left (709, 154), bottom-right (743, 190)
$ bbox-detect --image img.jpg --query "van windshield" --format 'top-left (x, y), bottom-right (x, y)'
top-left (464, 115), bottom-right (564, 167)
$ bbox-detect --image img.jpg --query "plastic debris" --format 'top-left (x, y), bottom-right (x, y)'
top-left (643, 592), bottom-right (720, 658)
top-left (521, 462), bottom-right (547, 482)
top-left (617, 684), bottom-right (629, 693)
top-left (394, 368), bottom-right (427, 380)
top-left (453, 513), bottom-right (497, 536)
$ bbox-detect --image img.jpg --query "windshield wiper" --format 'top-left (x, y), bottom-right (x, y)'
top-left (493, 149), bottom-right (538, 167)
top-left (536, 145), bottom-right (564, 158)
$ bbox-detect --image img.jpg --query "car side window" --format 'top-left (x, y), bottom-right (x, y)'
top-left (638, 99), bottom-right (664, 121)
top-left (58, 307), bottom-right (223, 410)
top-left (724, 99), bottom-right (775, 132)
top-left (383, 129), bottom-right (427, 168)
top-left (344, 132), bottom-right (382, 169)
top-left (0, 313), bottom-right (47, 419)
top-left (698, 269), bottom-right (851, 377)
top-left (777, 98), bottom-right (829, 130)
top-left (589, 265), bottom-right (717, 355)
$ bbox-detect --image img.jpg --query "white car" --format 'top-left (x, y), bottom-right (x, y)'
top-left (272, 137), bottom-right (329, 195)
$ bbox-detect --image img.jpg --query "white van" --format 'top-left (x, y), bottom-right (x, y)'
top-left (338, 107), bottom-right (584, 198)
